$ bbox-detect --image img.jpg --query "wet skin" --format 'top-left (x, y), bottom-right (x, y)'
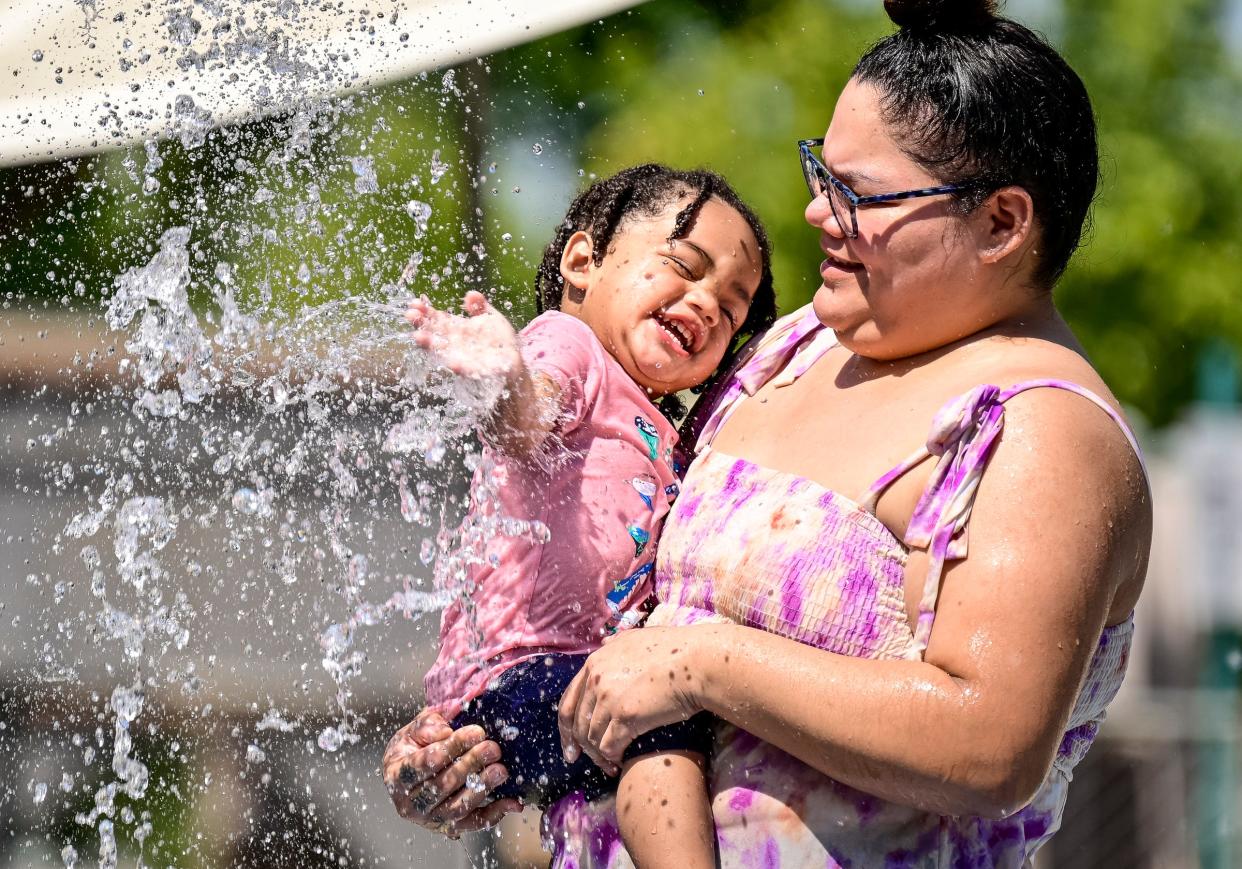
top-left (388, 79), bottom-right (1151, 829)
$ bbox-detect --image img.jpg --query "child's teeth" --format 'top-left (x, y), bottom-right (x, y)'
top-left (656, 314), bottom-right (690, 351)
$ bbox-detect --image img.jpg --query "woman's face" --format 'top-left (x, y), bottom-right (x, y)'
top-left (806, 78), bottom-right (1023, 361)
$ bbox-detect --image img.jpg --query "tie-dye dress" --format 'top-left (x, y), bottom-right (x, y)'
top-left (544, 305), bottom-right (1144, 868)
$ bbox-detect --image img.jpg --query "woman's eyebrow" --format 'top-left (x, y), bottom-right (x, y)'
top-left (819, 147), bottom-right (883, 188)
top-left (833, 166), bottom-right (882, 187)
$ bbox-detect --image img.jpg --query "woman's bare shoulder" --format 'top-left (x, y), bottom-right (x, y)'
top-left (976, 362), bottom-right (1151, 623)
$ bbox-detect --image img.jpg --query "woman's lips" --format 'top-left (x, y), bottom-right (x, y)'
top-left (821, 251), bottom-right (864, 273)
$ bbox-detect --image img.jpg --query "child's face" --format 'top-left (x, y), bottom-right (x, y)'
top-left (559, 196), bottom-right (763, 397)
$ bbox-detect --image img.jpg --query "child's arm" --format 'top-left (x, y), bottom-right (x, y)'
top-left (405, 291), bottom-right (561, 456)
top-left (617, 750), bottom-right (715, 869)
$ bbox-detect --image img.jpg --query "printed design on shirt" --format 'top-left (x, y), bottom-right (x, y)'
top-left (634, 415), bottom-right (660, 461)
top-left (606, 561), bottom-right (653, 629)
top-left (627, 523), bottom-right (650, 557)
top-left (631, 475), bottom-right (658, 511)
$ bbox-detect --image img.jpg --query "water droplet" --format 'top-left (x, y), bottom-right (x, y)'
top-left (350, 156), bottom-right (379, 194)
top-left (317, 726), bottom-right (343, 752)
top-left (32, 50), bottom-right (44, 62)
top-left (531, 142), bottom-right (543, 155)
top-left (245, 744), bottom-right (267, 764)
top-left (33, 782), bottom-right (48, 805)
top-left (404, 199), bottom-right (432, 237)
top-left (141, 176), bottom-right (160, 196)
top-left (697, 88), bottom-right (705, 96)
top-left (231, 487), bottom-right (260, 514)
top-left (500, 232), bottom-right (513, 243)
top-left (577, 101), bottom-right (586, 109)
top-left (429, 149), bottom-right (449, 184)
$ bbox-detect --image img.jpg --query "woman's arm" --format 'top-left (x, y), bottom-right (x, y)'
top-left (560, 389), bottom-right (1151, 818)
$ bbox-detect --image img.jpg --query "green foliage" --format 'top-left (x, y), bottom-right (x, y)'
top-left (1057, 0), bottom-right (1242, 424)
top-left (488, 0), bottom-right (1242, 426)
top-left (1, 0), bottom-right (1238, 425)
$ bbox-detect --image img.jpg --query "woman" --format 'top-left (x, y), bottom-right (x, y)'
top-left (384, 1), bottom-right (1152, 865)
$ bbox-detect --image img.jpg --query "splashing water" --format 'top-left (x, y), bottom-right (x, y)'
top-left (1, 2), bottom-right (553, 862)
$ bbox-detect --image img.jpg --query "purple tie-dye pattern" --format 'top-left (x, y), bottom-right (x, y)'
top-left (729, 788), bottom-right (756, 812)
top-left (546, 305), bottom-right (1143, 868)
top-left (778, 576), bottom-right (804, 629)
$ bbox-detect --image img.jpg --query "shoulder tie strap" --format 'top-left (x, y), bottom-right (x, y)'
top-left (692, 305), bottom-right (836, 453)
top-left (862, 379), bottom-right (1145, 656)
top-left (903, 385), bottom-right (1007, 653)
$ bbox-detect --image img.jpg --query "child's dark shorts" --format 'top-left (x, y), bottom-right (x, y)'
top-left (451, 652), bottom-right (714, 809)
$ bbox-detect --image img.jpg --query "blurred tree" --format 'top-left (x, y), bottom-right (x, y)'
top-left (486, 0), bottom-right (1242, 427)
top-left (1057, 0), bottom-right (1242, 426)
top-left (2, 0), bottom-right (1239, 426)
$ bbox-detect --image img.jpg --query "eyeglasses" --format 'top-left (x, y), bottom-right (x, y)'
top-left (797, 138), bottom-right (974, 239)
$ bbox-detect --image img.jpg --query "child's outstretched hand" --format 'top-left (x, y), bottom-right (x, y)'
top-left (405, 291), bottom-right (522, 382)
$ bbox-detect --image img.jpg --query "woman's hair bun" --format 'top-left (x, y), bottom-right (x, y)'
top-left (883, 0), bottom-right (998, 31)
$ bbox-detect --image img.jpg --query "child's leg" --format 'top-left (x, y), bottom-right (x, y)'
top-left (617, 750), bottom-right (715, 869)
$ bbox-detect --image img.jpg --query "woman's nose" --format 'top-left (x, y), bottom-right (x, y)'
top-left (805, 195), bottom-right (846, 238)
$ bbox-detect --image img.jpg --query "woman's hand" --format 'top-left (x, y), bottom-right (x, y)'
top-left (557, 626), bottom-right (711, 774)
top-left (382, 708), bottom-right (522, 838)
top-left (405, 291), bottom-right (522, 382)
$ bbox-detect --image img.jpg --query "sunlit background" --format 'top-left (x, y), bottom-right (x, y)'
top-left (1, 0), bottom-right (1240, 867)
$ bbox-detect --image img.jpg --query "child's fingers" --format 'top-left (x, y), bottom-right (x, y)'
top-left (571, 682), bottom-right (599, 763)
top-left (404, 296), bottom-right (430, 318)
top-left (462, 290), bottom-right (489, 316)
top-left (579, 727), bottom-right (620, 778)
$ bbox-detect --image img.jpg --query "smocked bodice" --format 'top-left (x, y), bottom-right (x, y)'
top-left (653, 447), bottom-right (917, 662)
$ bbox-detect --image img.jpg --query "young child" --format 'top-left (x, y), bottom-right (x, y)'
top-left (408, 164), bottom-right (774, 867)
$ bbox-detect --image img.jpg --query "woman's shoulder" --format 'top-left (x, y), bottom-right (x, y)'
top-left (943, 333), bottom-right (1129, 428)
top-left (930, 334), bottom-right (1148, 516)
top-left (955, 339), bottom-right (1151, 619)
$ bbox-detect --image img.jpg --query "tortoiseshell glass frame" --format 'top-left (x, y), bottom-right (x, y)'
top-left (798, 138), bottom-right (975, 238)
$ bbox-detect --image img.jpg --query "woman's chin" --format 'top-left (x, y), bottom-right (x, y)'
top-left (811, 286), bottom-right (868, 333)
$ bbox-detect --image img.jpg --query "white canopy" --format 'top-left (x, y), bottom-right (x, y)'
top-left (0, 0), bottom-right (645, 167)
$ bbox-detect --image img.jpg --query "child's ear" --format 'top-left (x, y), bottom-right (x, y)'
top-left (559, 231), bottom-right (594, 299)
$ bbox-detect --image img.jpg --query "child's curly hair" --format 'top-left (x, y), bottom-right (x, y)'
top-left (534, 163), bottom-right (776, 348)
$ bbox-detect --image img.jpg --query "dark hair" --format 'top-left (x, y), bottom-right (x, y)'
top-left (534, 164), bottom-right (776, 344)
top-left (854, 0), bottom-right (1098, 287)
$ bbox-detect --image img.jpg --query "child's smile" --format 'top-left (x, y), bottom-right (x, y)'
top-left (559, 195), bottom-right (763, 396)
